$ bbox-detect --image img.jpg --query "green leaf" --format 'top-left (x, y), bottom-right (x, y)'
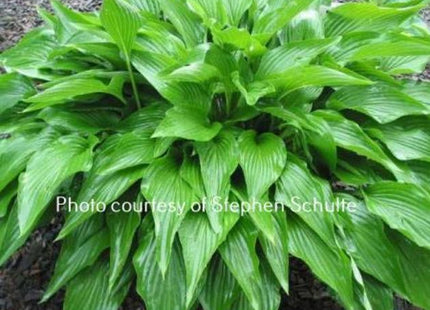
top-left (212, 27), bottom-right (267, 57)
top-left (94, 130), bottom-right (156, 175)
top-left (165, 63), bottom-right (222, 84)
top-left (37, 107), bottom-right (120, 134)
top-left (101, 0), bottom-right (141, 56)
top-left (327, 85), bottom-right (430, 124)
top-left (313, 110), bottom-right (399, 176)
top-left (222, 0), bottom-right (252, 26)
top-left (199, 256), bottom-right (241, 310)
top-left (324, 3), bottom-right (422, 36)
top-left (259, 210), bottom-right (289, 293)
top-left (116, 101), bottom-right (169, 133)
top-left (238, 130), bottom-right (287, 240)
top-left (388, 230), bottom-right (430, 309)
top-left (268, 65), bottom-right (372, 92)
top-left (238, 130), bottom-right (287, 200)
top-left (0, 73), bottom-right (35, 114)
top-left (262, 106), bottom-right (337, 170)
top-left (179, 211), bottom-right (239, 307)
top-left (195, 129), bottom-right (239, 231)
top-left (363, 181), bottom-right (430, 249)
top-left (253, 0), bottom-right (315, 43)
top-left (0, 133), bottom-right (47, 193)
top-left (289, 213), bottom-right (355, 309)
top-left (106, 207), bottom-right (141, 289)
top-left (101, 0), bottom-right (142, 107)
top-left (133, 216), bottom-right (187, 310)
top-left (366, 116), bottom-right (430, 162)
top-left (0, 181), bottom-right (17, 218)
top-left (159, 0), bottom-right (205, 47)
top-left (232, 72), bottom-right (275, 106)
top-left (42, 216), bottom-right (110, 302)
top-left (361, 275), bottom-right (394, 310)
top-left (219, 218), bottom-right (280, 310)
top-left (64, 259), bottom-right (132, 310)
top-left (0, 204), bottom-right (33, 266)
top-left (152, 106), bottom-right (222, 142)
top-left (336, 194), bottom-right (430, 309)
top-left (275, 154), bottom-right (335, 247)
top-left (141, 153), bottom-right (197, 275)
top-left (256, 38), bottom-right (340, 79)
top-left (186, 0), bottom-right (228, 26)
top-left (352, 35), bottom-right (430, 60)
top-left (0, 28), bottom-right (57, 76)
top-left (57, 165), bottom-right (146, 239)
top-left (18, 134), bottom-right (97, 236)
top-left (132, 51), bottom-right (211, 111)
top-left (24, 77), bottom-right (125, 111)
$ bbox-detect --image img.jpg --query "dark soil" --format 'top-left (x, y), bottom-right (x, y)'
top-left (0, 1), bottom-right (428, 309)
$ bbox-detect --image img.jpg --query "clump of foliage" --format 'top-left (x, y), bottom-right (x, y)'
top-left (1, 0), bottom-right (430, 309)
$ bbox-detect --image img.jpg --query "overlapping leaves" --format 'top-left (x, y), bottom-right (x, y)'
top-left (1, 0), bottom-right (430, 309)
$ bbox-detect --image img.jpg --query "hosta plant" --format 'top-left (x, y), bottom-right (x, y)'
top-left (1, 0), bottom-right (430, 309)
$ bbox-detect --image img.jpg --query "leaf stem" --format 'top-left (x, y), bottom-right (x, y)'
top-left (125, 55), bottom-right (141, 109)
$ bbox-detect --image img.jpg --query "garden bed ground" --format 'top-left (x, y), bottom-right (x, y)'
top-left (0, 1), bottom-right (428, 309)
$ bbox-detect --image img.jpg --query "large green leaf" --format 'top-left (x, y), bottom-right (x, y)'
top-left (17, 134), bottom-right (97, 236)
top-left (259, 210), bottom-right (289, 293)
top-left (106, 207), bottom-right (141, 289)
top-left (24, 77), bottom-right (125, 111)
top-left (134, 216), bottom-right (187, 310)
top-left (101, 0), bottom-right (142, 107)
top-left (179, 211), bottom-right (239, 307)
top-left (366, 116), bottom-right (430, 162)
top-left (313, 110), bottom-right (399, 176)
top-left (238, 130), bottom-right (287, 200)
top-left (0, 181), bottom-right (17, 218)
top-left (0, 204), bottom-right (34, 266)
top-left (0, 132), bottom-right (48, 192)
top-left (262, 106), bottom-right (337, 170)
top-left (94, 130), bottom-right (156, 174)
top-left (186, 0), bottom-right (228, 26)
top-left (57, 165), bottom-right (146, 239)
top-left (64, 259), bottom-right (132, 310)
top-left (256, 38), bottom-right (339, 79)
top-left (222, 0), bottom-right (252, 26)
top-left (238, 130), bottom-right (287, 240)
top-left (352, 35), bottom-right (430, 60)
top-left (212, 27), bottom-right (266, 57)
top-left (153, 106), bottom-right (222, 142)
top-left (141, 153), bottom-right (197, 275)
top-left (37, 107), bottom-right (120, 134)
top-left (219, 218), bottom-right (280, 310)
top-left (159, 0), bottom-right (205, 47)
top-left (0, 73), bottom-right (35, 114)
top-left (199, 256), bottom-right (241, 310)
top-left (267, 65), bottom-right (372, 92)
top-left (289, 213), bottom-right (355, 309)
top-left (125, 0), bottom-right (160, 14)
top-left (253, 0), bottom-right (315, 43)
top-left (42, 216), bottom-right (109, 302)
top-left (363, 181), bottom-right (430, 249)
top-left (327, 85), bottom-right (430, 124)
top-left (101, 0), bottom-right (141, 56)
top-left (0, 28), bottom-right (57, 76)
top-left (275, 154), bottom-right (335, 247)
top-left (195, 129), bottom-right (239, 231)
top-left (337, 193), bottom-right (430, 309)
top-left (325, 3), bottom-right (422, 36)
